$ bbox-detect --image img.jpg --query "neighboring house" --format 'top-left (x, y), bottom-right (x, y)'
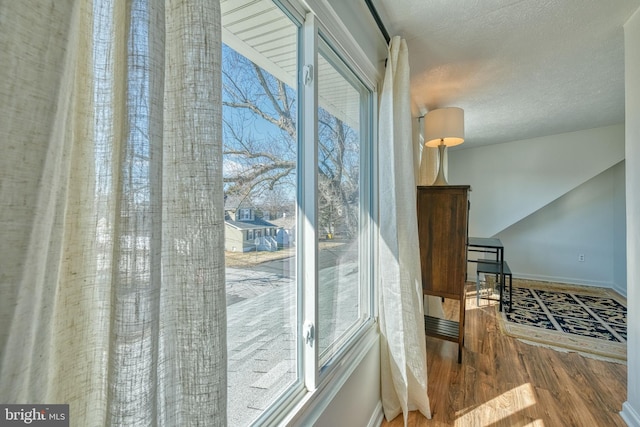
top-left (224, 206), bottom-right (282, 252)
top-left (268, 212), bottom-right (296, 247)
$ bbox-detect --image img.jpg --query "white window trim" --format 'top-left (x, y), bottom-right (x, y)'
top-left (300, 11), bottom-right (320, 392)
top-left (223, 1), bottom-right (381, 425)
top-left (283, 323), bottom-right (379, 427)
top-left (315, 37), bottom-right (375, 382)
top-left (239, 208), bottom-right (251, 220)
top-left (301, 0), bottom-right (381, 89)
top-left (279, 0), bottom-right (380, 89)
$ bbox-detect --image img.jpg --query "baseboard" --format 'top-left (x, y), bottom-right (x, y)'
top-left (614, 283), bottom-right (628, 298)
top-left (367, 401), bottom-right (384, 427)
top-left (513, 272), bottom-right (615, 289)
top-left (621, 401), bottom-right (640, 427)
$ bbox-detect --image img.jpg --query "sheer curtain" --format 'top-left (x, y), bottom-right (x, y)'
top-left (416, 122), bottom-right (446, 319)
top-left (0, 1), bottom-right (226, 426)
top-left (417, 135), bottom-right (438, 187)
top-left (378, 36), bottom-right (432, 423)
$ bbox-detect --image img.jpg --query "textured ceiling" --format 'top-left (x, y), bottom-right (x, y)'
top-left (373, 0), bottom-right (640, 148)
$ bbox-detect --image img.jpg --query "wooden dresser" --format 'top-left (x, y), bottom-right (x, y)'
top-left (417, 185), bottom-right (470, 362)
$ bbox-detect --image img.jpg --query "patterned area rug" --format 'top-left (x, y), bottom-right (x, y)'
top-left (495, 280), bottom-right (627, 363)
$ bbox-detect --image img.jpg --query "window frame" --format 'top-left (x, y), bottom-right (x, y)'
top-left (222, 1), bottom-right (380, 425)
top-left (239, 208), bottom-right (251, 221)
top-left (314, 34), bottom-right (375, 376)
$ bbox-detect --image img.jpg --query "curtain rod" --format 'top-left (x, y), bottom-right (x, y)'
top-left (364, 0), bottom-right (390, 45)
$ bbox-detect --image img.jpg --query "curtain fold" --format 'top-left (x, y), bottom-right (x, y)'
top-left (417, 141), bottom-right (438, 188)
top-left (416, 120), bottom-right (446, 319)
top-left (0, 1), bottom-right (226, 425)
top-left (378, 36), bottom-right (432, 424)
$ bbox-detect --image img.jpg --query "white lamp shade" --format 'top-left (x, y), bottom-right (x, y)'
top-left (424, 107), bottom-right (464, 147)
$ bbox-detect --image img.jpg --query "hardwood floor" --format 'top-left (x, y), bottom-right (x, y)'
top-left (381, 287), bottom-right (627, 427)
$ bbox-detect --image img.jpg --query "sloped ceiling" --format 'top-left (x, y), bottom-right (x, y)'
top-left (372, 0), bottom-right (640, 148)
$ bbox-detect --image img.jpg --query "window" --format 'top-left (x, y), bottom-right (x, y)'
top-left (221, 0), bottom-right (374, 424)
top-left (238, 208), bottom-right (251, 221)
top-left (316, 38), bottom-right (371, 364)
top-left (222, 2), bottom-right (299, 425)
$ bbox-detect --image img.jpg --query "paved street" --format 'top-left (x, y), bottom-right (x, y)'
top-left (225, 241), bottom-right (360, 426)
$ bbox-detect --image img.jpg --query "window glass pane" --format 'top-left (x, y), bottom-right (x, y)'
top-left (317, 42), bottom-right (368, 361)
top-left (221, 1), bottom-right (299, 425)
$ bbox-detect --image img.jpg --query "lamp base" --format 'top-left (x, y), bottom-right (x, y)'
top-left (432, 144), bottom-right (448, 185)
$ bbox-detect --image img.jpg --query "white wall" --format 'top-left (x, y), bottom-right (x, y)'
top-left (314, 342), bottom-right (381, 427)
top-left (449, 124), bottom-right (624, 237)
top-left (495, 162), bottom-right (625, 288)
top-left (622, 6), bottom-right (640, 427)
top-left (449, 124), bottom-right (626, 289)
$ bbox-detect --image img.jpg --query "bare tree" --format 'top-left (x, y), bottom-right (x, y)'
top-left (317, 110), bottom-right (359, 238)
top-left (222, 45), bottom-right (360, 237)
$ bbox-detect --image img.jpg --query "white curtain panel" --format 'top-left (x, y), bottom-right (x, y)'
top-left (416, 121), bottom-right (446, 319)
top-left (0, 1), bottom-right (226, 426)
top-left (417, 143), bottom-right (438, 187)
top-left (378, 36), bottom-right (432, 423)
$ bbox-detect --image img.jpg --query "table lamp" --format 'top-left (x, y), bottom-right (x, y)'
top-left (424, 107), bottom-right (464, 185)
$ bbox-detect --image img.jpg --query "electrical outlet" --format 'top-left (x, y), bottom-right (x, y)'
top-left (578, 254), bottom-right (585, 262)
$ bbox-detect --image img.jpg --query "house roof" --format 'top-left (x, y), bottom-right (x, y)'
top-left (225, 214), bottom-right (279, 231)
top-left (268, 216), bottom-right (296, 230)
top-left (224, 194), bottom-right (250, 211)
